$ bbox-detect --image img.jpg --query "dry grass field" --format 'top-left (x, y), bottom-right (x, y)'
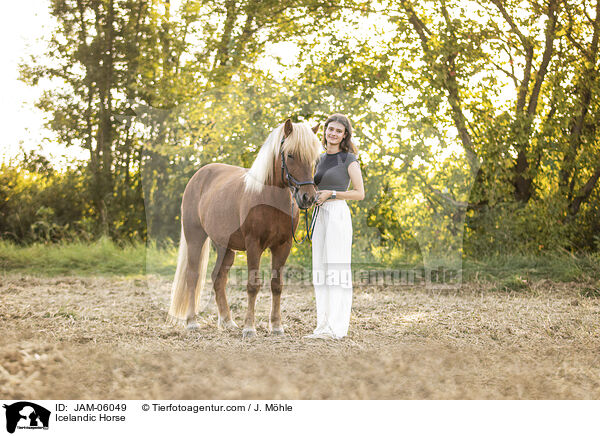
top-left (1, 274), bottom-right (599, 399)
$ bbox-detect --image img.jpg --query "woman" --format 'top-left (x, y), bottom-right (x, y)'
top-left (306, 113), bottom-right (365, 339)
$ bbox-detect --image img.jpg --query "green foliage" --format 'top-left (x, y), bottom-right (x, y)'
top-left (0, 156), bottom-right (88, 243)
top-left (464, 198), bottom-right (573, 256)
top-left (8, 0), bottom-right (600, 265)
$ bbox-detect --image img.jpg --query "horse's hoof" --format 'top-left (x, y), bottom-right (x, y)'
top-left (271, 328), bottom-right (285, 336)
top-left (185, 321), bottom-right (200, 330)
top-left (218, 318), bottom-right (239, 330)
top-left (224, 320), bottom-right (238, 330)
top-left (242, 328), bottom-right (257, 339)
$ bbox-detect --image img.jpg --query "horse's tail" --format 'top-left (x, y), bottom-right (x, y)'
top-left (168, 222), bottom-right (211, 322)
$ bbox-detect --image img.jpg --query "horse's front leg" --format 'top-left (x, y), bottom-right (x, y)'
top-left (243, 239), bottom-right (264, 339)
top-left (269, 241), bottom-right (292, 335)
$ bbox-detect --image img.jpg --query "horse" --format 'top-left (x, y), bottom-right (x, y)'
top-left (168, 119), bottom-right (321, 338)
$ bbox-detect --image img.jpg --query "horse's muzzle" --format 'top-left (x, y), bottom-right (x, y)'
top-left (294, 189), bottom-right (316, 210)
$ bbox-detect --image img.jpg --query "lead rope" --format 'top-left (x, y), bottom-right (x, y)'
top-left (291, 202), bottom-right (320, 244)
top-left (309, 204), bottom-right (319, 238)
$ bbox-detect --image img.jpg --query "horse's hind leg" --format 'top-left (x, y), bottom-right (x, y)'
top-left (269, 241), bottom-right (292, 336)
top-left (213, 245), bottom-right (237, 330)
top-left (184, 225), bottom-right (208, 330)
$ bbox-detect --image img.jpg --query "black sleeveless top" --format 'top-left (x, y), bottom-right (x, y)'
top-left (313, 151), bottom-right (358, 191)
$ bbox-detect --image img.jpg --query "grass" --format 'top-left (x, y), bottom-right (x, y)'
top-left (579, 286), bottom-right (600, 298)
top-left (0, 238), bottom-right (148, 276)
top-left (1, 238), bottom-right (599, 285)
top-left (0, 238), bottom-right (278, 278)
top-left (462, 252), bottom-right (600, 283)
top-left (489, 276), bottom-right (530, 293)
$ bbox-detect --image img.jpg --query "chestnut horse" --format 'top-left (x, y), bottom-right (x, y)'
top-left (169, 119), bottom-right (321, 338)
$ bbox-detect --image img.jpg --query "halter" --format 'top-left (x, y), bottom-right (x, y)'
top-left (279, 137), bottom-right (319, 243)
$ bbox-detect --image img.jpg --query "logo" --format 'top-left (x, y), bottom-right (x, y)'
top-left (2, 402), bottom-right (50, 434)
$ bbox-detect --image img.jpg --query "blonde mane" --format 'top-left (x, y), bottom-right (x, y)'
top-left (244, 122), bottom-right (322, 193)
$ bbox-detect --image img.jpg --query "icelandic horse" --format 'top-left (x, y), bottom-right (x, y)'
top-left (168, 119), bottom-right (321, 338)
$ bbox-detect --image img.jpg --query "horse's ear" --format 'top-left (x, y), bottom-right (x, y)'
top-left (284, 118), bottom-right (293, 137)
top-left (312, 123), bottom-right (320, 134)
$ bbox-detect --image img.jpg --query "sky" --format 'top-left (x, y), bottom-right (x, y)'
top-left (0, 1), bottom-right (56, 164)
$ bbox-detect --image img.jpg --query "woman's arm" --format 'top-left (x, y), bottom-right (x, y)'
top-left (316, 161), bottom-right (364, 205)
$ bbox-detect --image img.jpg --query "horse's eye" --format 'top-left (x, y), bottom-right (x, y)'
top-left (287, 154), bottom-right (294, 159)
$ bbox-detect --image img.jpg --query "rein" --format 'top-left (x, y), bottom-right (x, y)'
top-left (279, 137), bottom-right (319, 244)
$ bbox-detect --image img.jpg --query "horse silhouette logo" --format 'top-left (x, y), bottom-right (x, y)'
top-left (2, 402), bottom-right (50, 433)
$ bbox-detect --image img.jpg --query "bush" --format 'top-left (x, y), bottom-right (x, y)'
top-left (0, 160), bottom-right (89, 244)
top-left (464, 199), bottom-right (572, 257)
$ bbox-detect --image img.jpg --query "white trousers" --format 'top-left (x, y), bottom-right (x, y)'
top-left (311, 199), bottom-right (353, 338)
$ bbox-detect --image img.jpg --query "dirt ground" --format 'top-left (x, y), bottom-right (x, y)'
top-left (1, 274), bottom-right (599, 399)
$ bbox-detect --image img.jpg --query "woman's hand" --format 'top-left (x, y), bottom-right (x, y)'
top-left (315, 190), bottom-right (332, 206)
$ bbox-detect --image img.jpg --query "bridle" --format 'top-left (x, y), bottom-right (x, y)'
top-left (279, 137), bottom-right (319, 243)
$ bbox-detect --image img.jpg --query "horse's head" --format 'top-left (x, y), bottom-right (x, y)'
top-left (280, 119), bottom-right (321, 209)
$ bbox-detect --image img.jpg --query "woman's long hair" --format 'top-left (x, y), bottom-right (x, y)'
top-left (323, 113), bottom-right (358, 154)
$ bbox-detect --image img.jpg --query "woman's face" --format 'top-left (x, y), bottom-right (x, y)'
top-left (325, 121), bottom-right (346, 146)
